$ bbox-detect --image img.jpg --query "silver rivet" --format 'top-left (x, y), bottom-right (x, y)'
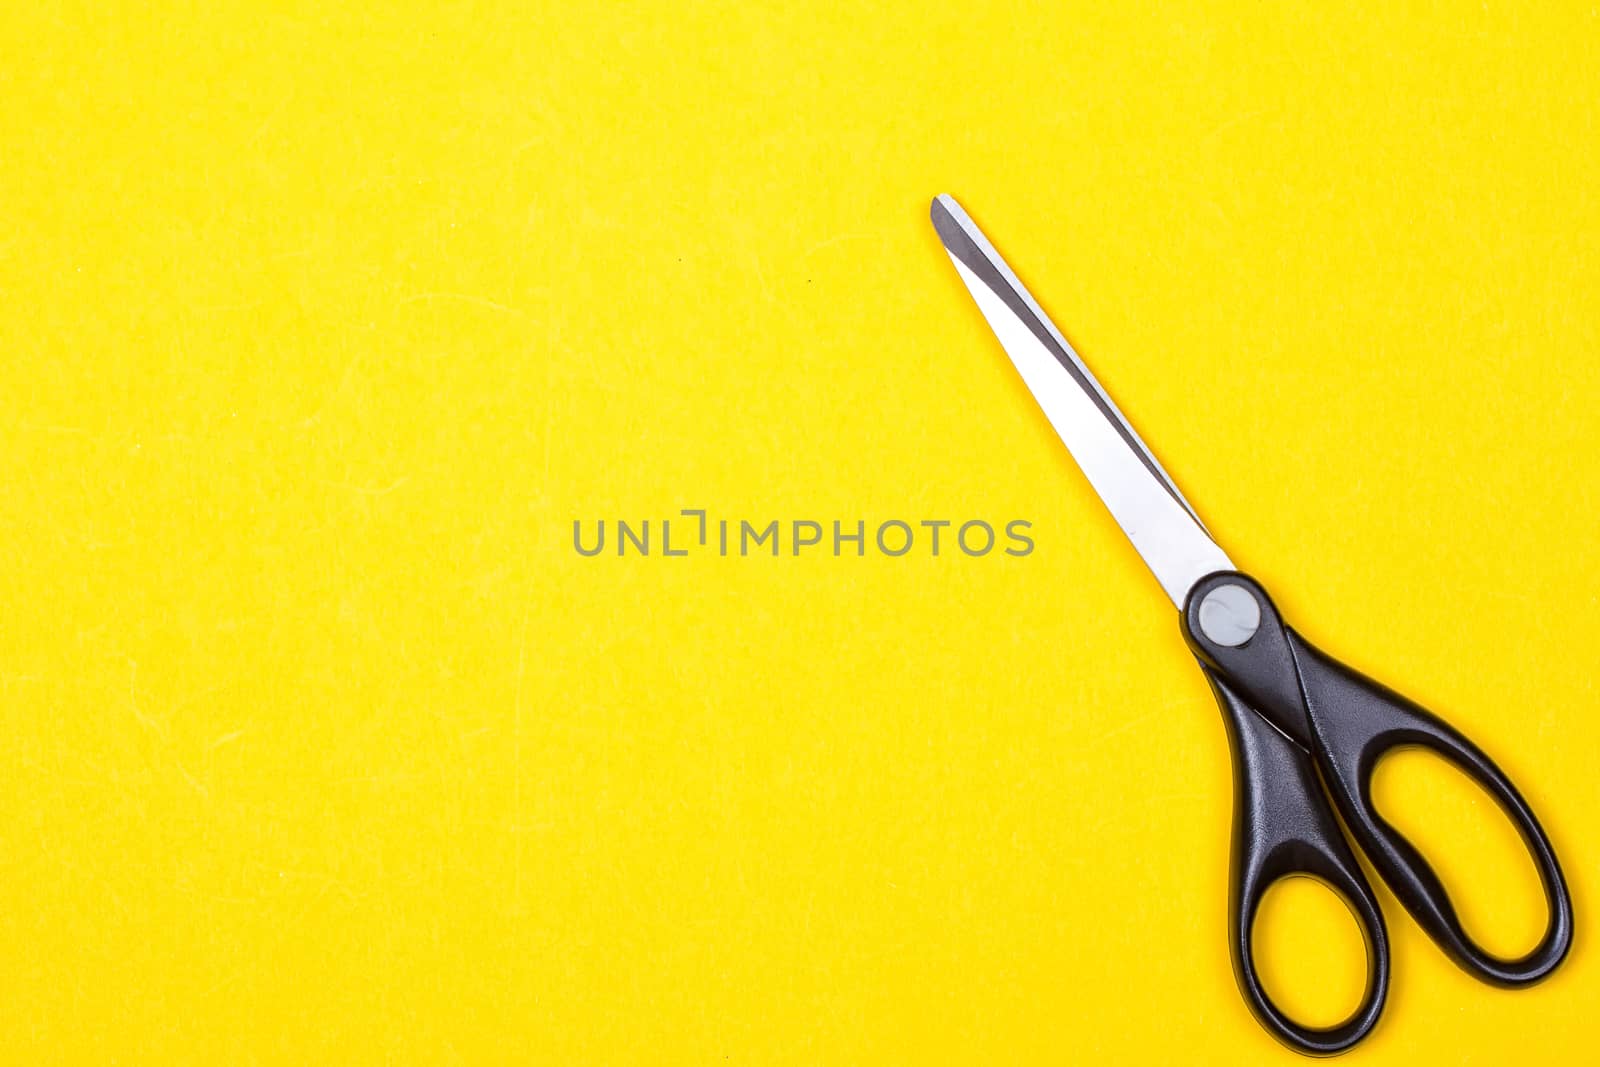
top-left (1198, 583), bottom-right (1261, 647)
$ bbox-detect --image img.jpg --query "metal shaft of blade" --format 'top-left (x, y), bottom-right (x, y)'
top-left (932, 194), bottom-right (1232, 606)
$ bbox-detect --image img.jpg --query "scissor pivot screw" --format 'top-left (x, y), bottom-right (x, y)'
top-left (1197, 582), bottom-right (1261, 647)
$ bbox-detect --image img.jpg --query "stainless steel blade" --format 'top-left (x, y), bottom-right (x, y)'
top-left (932, 194), bottom-right (1232, 606)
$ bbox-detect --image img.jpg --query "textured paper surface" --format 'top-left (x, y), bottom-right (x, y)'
top-left (3, 2), bottom-right (1597, 1061)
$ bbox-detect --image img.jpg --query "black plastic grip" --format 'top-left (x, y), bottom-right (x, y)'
top-left (1285, 631), bottom-right (1574, 985)
top-left (1185, 572), bottom-right (1574, 997)
top-left (1204, 666), bottom-right (1389, 1055)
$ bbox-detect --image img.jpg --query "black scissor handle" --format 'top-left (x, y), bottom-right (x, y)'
top-left (1285, 630), bottom-right (1574, 985)
top-left (1203, 665), bottom-right (1389, 1056)
top-left (1186, 572), bottom-right (1574, 995)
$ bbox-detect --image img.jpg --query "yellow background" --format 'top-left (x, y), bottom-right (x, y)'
top-left (3, 2), bottom-right (1597, 1062)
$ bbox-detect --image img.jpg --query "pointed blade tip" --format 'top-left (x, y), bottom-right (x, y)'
top-left (929, 194), bottom-right (970, 258)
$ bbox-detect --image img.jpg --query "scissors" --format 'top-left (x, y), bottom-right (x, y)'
top-left (929, 194), bottom-right (1573, 1055)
